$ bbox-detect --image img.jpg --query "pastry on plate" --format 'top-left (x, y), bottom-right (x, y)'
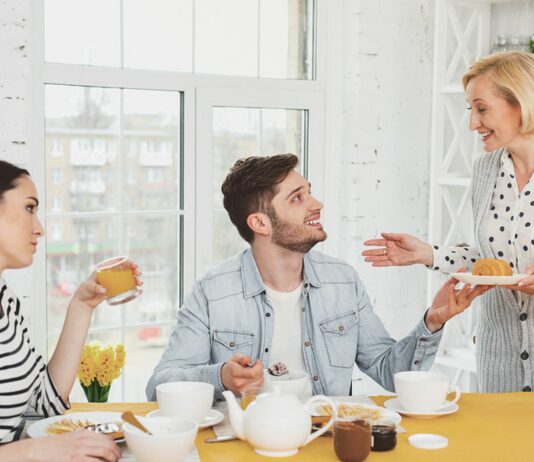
top-left (472, 258), bottom-right (513, 277)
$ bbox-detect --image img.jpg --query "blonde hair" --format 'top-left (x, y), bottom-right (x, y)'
top-left (463, 51), bottom-right (534, 134)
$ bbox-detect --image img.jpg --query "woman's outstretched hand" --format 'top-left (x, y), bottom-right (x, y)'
top-left (425, 268), bottom-right (493, 333)
top-left (362, 232), bottom-right (434, 267)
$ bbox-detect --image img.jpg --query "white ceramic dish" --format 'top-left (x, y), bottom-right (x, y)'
top-left (263, 369), bottom-right (308, 396)
top-left (146, 409), bottom-right (223, 429)
top-left (124, 416), bottom-right (197, 462)
top-left (310, 401), bottom-right (401, 425)
top-left (384, 398), bottom-right (459, 419)
top-left (451, 272), bottom-right (528, 286)
top-left (26, 412), bottom-right (123, 439)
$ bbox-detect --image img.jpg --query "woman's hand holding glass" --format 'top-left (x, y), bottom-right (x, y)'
top-left (73, 260), bottom-right (143, 310)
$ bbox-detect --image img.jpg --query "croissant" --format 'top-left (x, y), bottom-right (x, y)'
top-left (472, 258), bottom-right (513, 276)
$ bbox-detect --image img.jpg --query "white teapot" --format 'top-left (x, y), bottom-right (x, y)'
top-left (223, 387), bottom-right (335, 457)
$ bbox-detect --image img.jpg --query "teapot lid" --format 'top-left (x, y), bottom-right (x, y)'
top-left (255, 385), bottom-right (299, 405)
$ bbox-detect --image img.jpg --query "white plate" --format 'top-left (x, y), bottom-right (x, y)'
top-left (451, 272), bottom-right (528, 286)
top-left (310, 402), bottom-right (401, 425)
top-left (384, 398), bottom-right (459, 419)
top-left (146, 409), bottom-right (224, 429)
top-left (26, 412), bottom-right (123, 439)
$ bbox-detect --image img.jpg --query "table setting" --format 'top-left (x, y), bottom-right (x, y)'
top-left (18, 369), bottom-right (534, 461)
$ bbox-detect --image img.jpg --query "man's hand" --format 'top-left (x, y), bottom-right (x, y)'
top-left (221, 353), bottom-right (264, 394)
top-left (425, 269), bottom-right (493, 333)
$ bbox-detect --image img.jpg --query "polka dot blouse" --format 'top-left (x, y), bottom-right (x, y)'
top-left (431, 152), bottom-right (533, 274)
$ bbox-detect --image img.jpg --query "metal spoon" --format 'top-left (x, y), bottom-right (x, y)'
top-left (121, 411), bottom-right (152, 435)
top-left (205, 434), bottom-right (238, 443)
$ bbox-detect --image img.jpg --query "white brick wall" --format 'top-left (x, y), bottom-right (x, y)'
top-left (0, 0), bottom-right (31, 166)
top-left (338, 0), bottom-right (435, 394)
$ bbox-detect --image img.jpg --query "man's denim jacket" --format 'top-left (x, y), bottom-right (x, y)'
top-left (146, 248), bottom-right (442, 401)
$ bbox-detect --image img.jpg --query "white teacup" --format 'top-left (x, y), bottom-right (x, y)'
top-left (156, 381), bottom-right (214, 424)
top-left (394, 371), bottom-right (461, 413)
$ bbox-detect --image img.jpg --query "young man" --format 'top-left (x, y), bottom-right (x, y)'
top-left (146, 154), bottom-right (490, 400)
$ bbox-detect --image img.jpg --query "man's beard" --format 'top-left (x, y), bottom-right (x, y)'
top-left (267, 208), bottom-right (327, 253)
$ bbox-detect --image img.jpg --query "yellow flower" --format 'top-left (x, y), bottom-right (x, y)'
top-left (78, 342), bottom-right (126, 387)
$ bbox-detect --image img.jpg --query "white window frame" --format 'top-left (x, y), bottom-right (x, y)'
top-left (28, 0), bottom-right (343, 399)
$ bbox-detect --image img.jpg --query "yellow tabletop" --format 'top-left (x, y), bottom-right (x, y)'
top-left (69, 392), bottom-right (534, 461)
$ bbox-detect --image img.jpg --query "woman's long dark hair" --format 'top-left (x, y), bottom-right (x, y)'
top-left (0, 160), bottom-right (29, 202)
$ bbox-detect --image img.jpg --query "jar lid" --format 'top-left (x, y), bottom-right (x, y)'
top-left (408, 434), bottom-right (448, 450)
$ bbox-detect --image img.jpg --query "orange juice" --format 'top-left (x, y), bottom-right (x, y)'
top-left (240, 394), bottom-right (256, 410)
top-left (96, 267), bottom-right (136, 297)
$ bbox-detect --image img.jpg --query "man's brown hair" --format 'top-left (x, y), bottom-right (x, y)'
top-left (221, 154), bottom-right (299, 243)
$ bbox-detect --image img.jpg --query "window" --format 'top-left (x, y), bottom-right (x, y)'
top-left (50, 139), bottom-right (63, 157)
top-left (50, 197), bottom-right (63, 212)
top-left (44, 0), bottom-right (314, 79)
top-left (51, 168), bottom-right (63, 185)
top-left (37, 0), bottom-right (325, 402)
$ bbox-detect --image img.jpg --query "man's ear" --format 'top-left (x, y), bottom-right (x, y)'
top-left (246, 212), bottom-right (271, 237)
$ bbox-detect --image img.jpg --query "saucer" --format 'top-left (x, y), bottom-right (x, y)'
top-left (383, 398), bottom-right (459, 419)
top-left (146, 409), bottom-right (224, 429)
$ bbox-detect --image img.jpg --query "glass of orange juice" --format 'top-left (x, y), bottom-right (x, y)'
top-left (95, 256), bottom-right (139, 305)
top-left (240, 386), bottom-right (263, 410)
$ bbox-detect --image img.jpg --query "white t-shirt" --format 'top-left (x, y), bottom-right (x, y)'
top-left (265, 283), bottom-right (312, 396)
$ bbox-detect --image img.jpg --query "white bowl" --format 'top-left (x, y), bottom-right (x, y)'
top-left (124, 416), bottom-right (198, 462)
top-left (263, 369), bottom-right (309, 396)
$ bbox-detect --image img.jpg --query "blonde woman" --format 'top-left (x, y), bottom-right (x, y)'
top-left (363, 52), bottom-right (534, 393)
top-left (0, 160), bottom-right (141, 461)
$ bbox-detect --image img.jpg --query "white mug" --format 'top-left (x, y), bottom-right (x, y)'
top-left (394, 371), bottom-right (461, 413)
top-left (156, 382), bottom-right (214, 424)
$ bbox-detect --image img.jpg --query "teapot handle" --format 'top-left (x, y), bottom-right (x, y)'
top-left (302, 395), bottom-right (335, 446)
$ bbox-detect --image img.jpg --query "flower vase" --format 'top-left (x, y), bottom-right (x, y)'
top-left (81, 380), bottom-right (111, 403)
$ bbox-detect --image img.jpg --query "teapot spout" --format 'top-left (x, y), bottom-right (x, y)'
top-left (222, 391), bottom-right (246, 440)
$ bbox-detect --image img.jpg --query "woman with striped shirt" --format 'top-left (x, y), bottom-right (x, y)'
top-left (0, 161), bottom-right (140, 461)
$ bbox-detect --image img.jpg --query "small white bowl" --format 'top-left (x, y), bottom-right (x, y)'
top-left (263, 369), bottom-right (309, 396)
top-left (124, 416), bottom-right (198, 462)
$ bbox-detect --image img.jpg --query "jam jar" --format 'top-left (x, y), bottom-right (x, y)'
top-left (371, 420), bottom-right (397, 452)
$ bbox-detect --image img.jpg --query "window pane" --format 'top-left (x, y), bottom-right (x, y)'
top-left (45, 85), bottom-right (120, 213)
top-left (212, 107), bottom-right (307, 264)
top-left (260, 0), bottom-right (314, 79)
top-left (44, 0), bottom-right (120, 66)
top-left (123, 325), bottom-right (175, 401)
top-left (123, 90), bottom-right (181, 211)
top-left (195, 0), bottom-right (258, 77)
top-left (123, 215), bottom-right (179, 325)
top-left (46, 216), bottom-right (121, 335)
top-left (123, 0), bottom-right (193, 71)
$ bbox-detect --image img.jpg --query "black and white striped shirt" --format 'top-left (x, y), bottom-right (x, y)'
top-left (0, 278), bottom-right (68, 443)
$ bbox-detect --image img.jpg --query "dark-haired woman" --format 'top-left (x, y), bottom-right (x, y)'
top-left (0, 160), bottom-right (141, 461)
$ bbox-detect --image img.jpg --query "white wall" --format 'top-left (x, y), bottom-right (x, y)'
top-left (337, 0), bottom-right (435, 394)
top-left (0, 0), bottom-right (31, 166)
top-left (0, 0), bottom-right (36, 301)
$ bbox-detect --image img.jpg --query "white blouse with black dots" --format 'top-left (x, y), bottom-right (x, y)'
top-left (431, 151), bottom-right (534, 276)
